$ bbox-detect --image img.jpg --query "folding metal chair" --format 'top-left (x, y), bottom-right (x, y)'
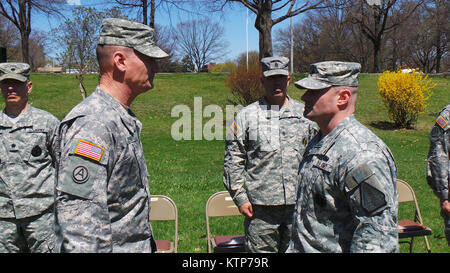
top-left (397, 179), bottom-right (432, 253)
top-left (150, 195), bottom-right (178, 253)
top-left (205, 191), bottom-right (245, 253)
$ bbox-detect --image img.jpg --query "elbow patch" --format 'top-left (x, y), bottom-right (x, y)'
top-left (345, 163), bottom-right (388, 216)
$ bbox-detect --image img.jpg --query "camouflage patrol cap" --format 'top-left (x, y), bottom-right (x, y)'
top-left (98, 18), bottom-right (169, 59)
top-left (0, 62), bottom-right (30, 82)
top-left (294, 61), bottom-right (361, 90)
top-left (261, 56), bottom-right (289, 77)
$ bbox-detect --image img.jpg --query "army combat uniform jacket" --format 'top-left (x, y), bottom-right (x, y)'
top-left (287, 115), bottom-right (398, 253)
top-left (427, 104), bottom-right (450, 201)
top-left (223, 97), bottom-right (317, 207)
top-left (0, 106), bottom-right (59, 219)
top-left (54, 87), bottom-right (153, 253)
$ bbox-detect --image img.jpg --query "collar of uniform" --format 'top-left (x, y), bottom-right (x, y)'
top-left (259, 95), bottom-right (295, 119)
top-left (0, 105), bottom-right (34, 128)
top-left (94, 86), bottom-right (142, 134)
top-left (308, 114), bottom-right (355, 156)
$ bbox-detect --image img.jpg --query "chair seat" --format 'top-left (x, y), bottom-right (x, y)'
top-left (213, 235), bottom-right (245, 253)
top-left (155, 240), bottom-right (173, 252)
top-left (398, 220), bottom-right (432, 239)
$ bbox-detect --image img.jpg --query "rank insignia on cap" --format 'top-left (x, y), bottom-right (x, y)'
top-left (436, 115), bottom-right (448, 129)
top-left (231, 121), bottom-right (239, 136)
top-left (74, 140), bottom-right (104, 162)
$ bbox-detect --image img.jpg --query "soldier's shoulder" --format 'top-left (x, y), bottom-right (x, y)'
top-left (235, 99), bottom-right (262, 119)
top-left (343, 118), bottom-right (388, 151)
top-left (61, 93), bottom-right (112, 124)
top-left (30, 106), bottom-right (60, 125)
top-left (435, 104), bottom-right (450, 130)
top-left (290, 98), bottom-right (306, 113)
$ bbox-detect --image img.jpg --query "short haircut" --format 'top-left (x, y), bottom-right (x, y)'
top-left (96, 44), bottom-right (133, 74)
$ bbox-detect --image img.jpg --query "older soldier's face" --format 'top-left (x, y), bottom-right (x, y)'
top-left (0, 79), bottom-right (32, 106)
top-left (127, 50), bottom-right (160, 93)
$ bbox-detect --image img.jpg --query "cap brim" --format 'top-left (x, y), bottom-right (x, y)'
top-left (263, 69), bottom-right (289, 77)
top-left (0, 74), bottom-right (28, 82)
top-left (135, 44), bottom-right (169, 59)
top-left (294, 77), bottom-right (331, 90)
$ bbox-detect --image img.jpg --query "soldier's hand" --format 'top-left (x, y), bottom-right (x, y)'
top-left (441, 200), bottom-right (450, 214)
top-left (239, 202), bottom-right (254, 218)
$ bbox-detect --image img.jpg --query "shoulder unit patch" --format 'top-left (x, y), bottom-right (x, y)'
top-left (436, 115), bottom-right (448, 129)
top-left (231, 121), bottom-right (239, 136)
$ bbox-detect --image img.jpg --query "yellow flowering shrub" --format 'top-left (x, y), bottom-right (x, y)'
top-left (377, 69), bottom-right (435, 129)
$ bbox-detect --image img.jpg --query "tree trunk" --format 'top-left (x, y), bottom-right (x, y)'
top-left (142, 0), bottom-right (147, 25)
top-left (254, 1), bottom-right (273, 60)
top-left (76, 74), bottom-right (87, 99)
top-left (20, 32), bottom-right (30, 64)
top-left (373, 40), bottom-right (381, 73)
top-left (435, 33), bottom-right (441, 73)
top-left (150, 0), bottom-right (155, 28)
top-left (18, 0), bottom-right (31, 65)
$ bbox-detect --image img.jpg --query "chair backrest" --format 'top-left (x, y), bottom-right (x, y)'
top-left (150, 195), bottom-right (178, 251)
top-left (396, 179), bottom-right (425, 224)
top-left (397, 179), bottom-right (415, 203)
top-left (205, 191), bottom-right (241, 252)
top-left (206, 191), bottom-right (241, 218)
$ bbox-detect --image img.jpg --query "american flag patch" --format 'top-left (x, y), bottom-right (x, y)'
top-left (74, 140), bottom-right (104, 162)
top-left (436, 115), bottom-right (448, 129)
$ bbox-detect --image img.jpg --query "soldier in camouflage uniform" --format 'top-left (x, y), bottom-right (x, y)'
top-left (427, 104), bottom-right (450, 246)
top-left (54, 18), bottom-right (168, 252)
top-left (0, 62), bottom-right (59, 252)
top-left (223, 56), bottom-right (318, 253)
top-left (287, 61), bottom-right (399, 253)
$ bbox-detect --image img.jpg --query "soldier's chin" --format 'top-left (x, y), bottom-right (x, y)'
top-left (303, 109), bottom-right (314, 120)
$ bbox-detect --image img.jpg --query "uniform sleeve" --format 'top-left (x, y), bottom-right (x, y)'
top-left (55, 117), bottom-right (113, 253)
top-left (46, 115), bottom-right (60, 165)
top-left (223, 113), bottom-right (249, 207)
top-left (306, 120), bottom-right (319, 143)
top-left (427, 113), bottom-right (449, 201)
top-left (343, 150), bottom-right (398, 253)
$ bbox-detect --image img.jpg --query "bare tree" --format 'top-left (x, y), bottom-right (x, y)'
top-left (208, 0), bottom-right (331, 60)
top-left (0, 14), bottom-right (20, 60)
top-left (0, 0), bottom-right (65, 66)
top-left (347, 0), bottom-right (425, 72)
top-left (426, 0), bottom-right (449, 73)
top-left (53, 7), bottom-right (125, 99)
top-left (113, 0), bottom-right (195, 28)
top-left (173, 18), bottom-right (229, 72)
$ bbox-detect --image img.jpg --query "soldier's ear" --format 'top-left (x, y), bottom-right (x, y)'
top-left (26, 80), bottom-right (33, 95)
top-left (112, 51), bottom-right (127, 72)
top-left (337, 88), bottom-right (351, 106)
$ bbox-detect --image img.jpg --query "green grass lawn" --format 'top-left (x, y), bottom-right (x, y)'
top-left (8, 72), bottom-right (449, 253)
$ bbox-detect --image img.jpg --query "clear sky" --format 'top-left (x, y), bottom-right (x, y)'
top-left (31, 0), bottom-right (297, 63)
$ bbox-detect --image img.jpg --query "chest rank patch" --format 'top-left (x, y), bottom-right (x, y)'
top-left (436, 115), bottom-right (448, 129)
top-left (74, 140), bottom-right (104, 162)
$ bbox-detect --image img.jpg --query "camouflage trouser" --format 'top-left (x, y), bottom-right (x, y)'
top-left (0, 208), bottom-right (55, 253)
top-left (244, 205), bottom-right (294, 253)
top-left (442, 210), bottom-right (450, 246)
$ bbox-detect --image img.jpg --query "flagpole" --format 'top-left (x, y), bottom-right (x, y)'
top-left (290, 16), bottom-right (293, 74)
top-left (246, 9), bottom-right (249, 70)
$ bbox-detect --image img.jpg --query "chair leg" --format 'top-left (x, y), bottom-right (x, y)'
top-left (409, 237), bottom-right (414, 253)
top-left (424, 236), bottom-right (431, 253)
